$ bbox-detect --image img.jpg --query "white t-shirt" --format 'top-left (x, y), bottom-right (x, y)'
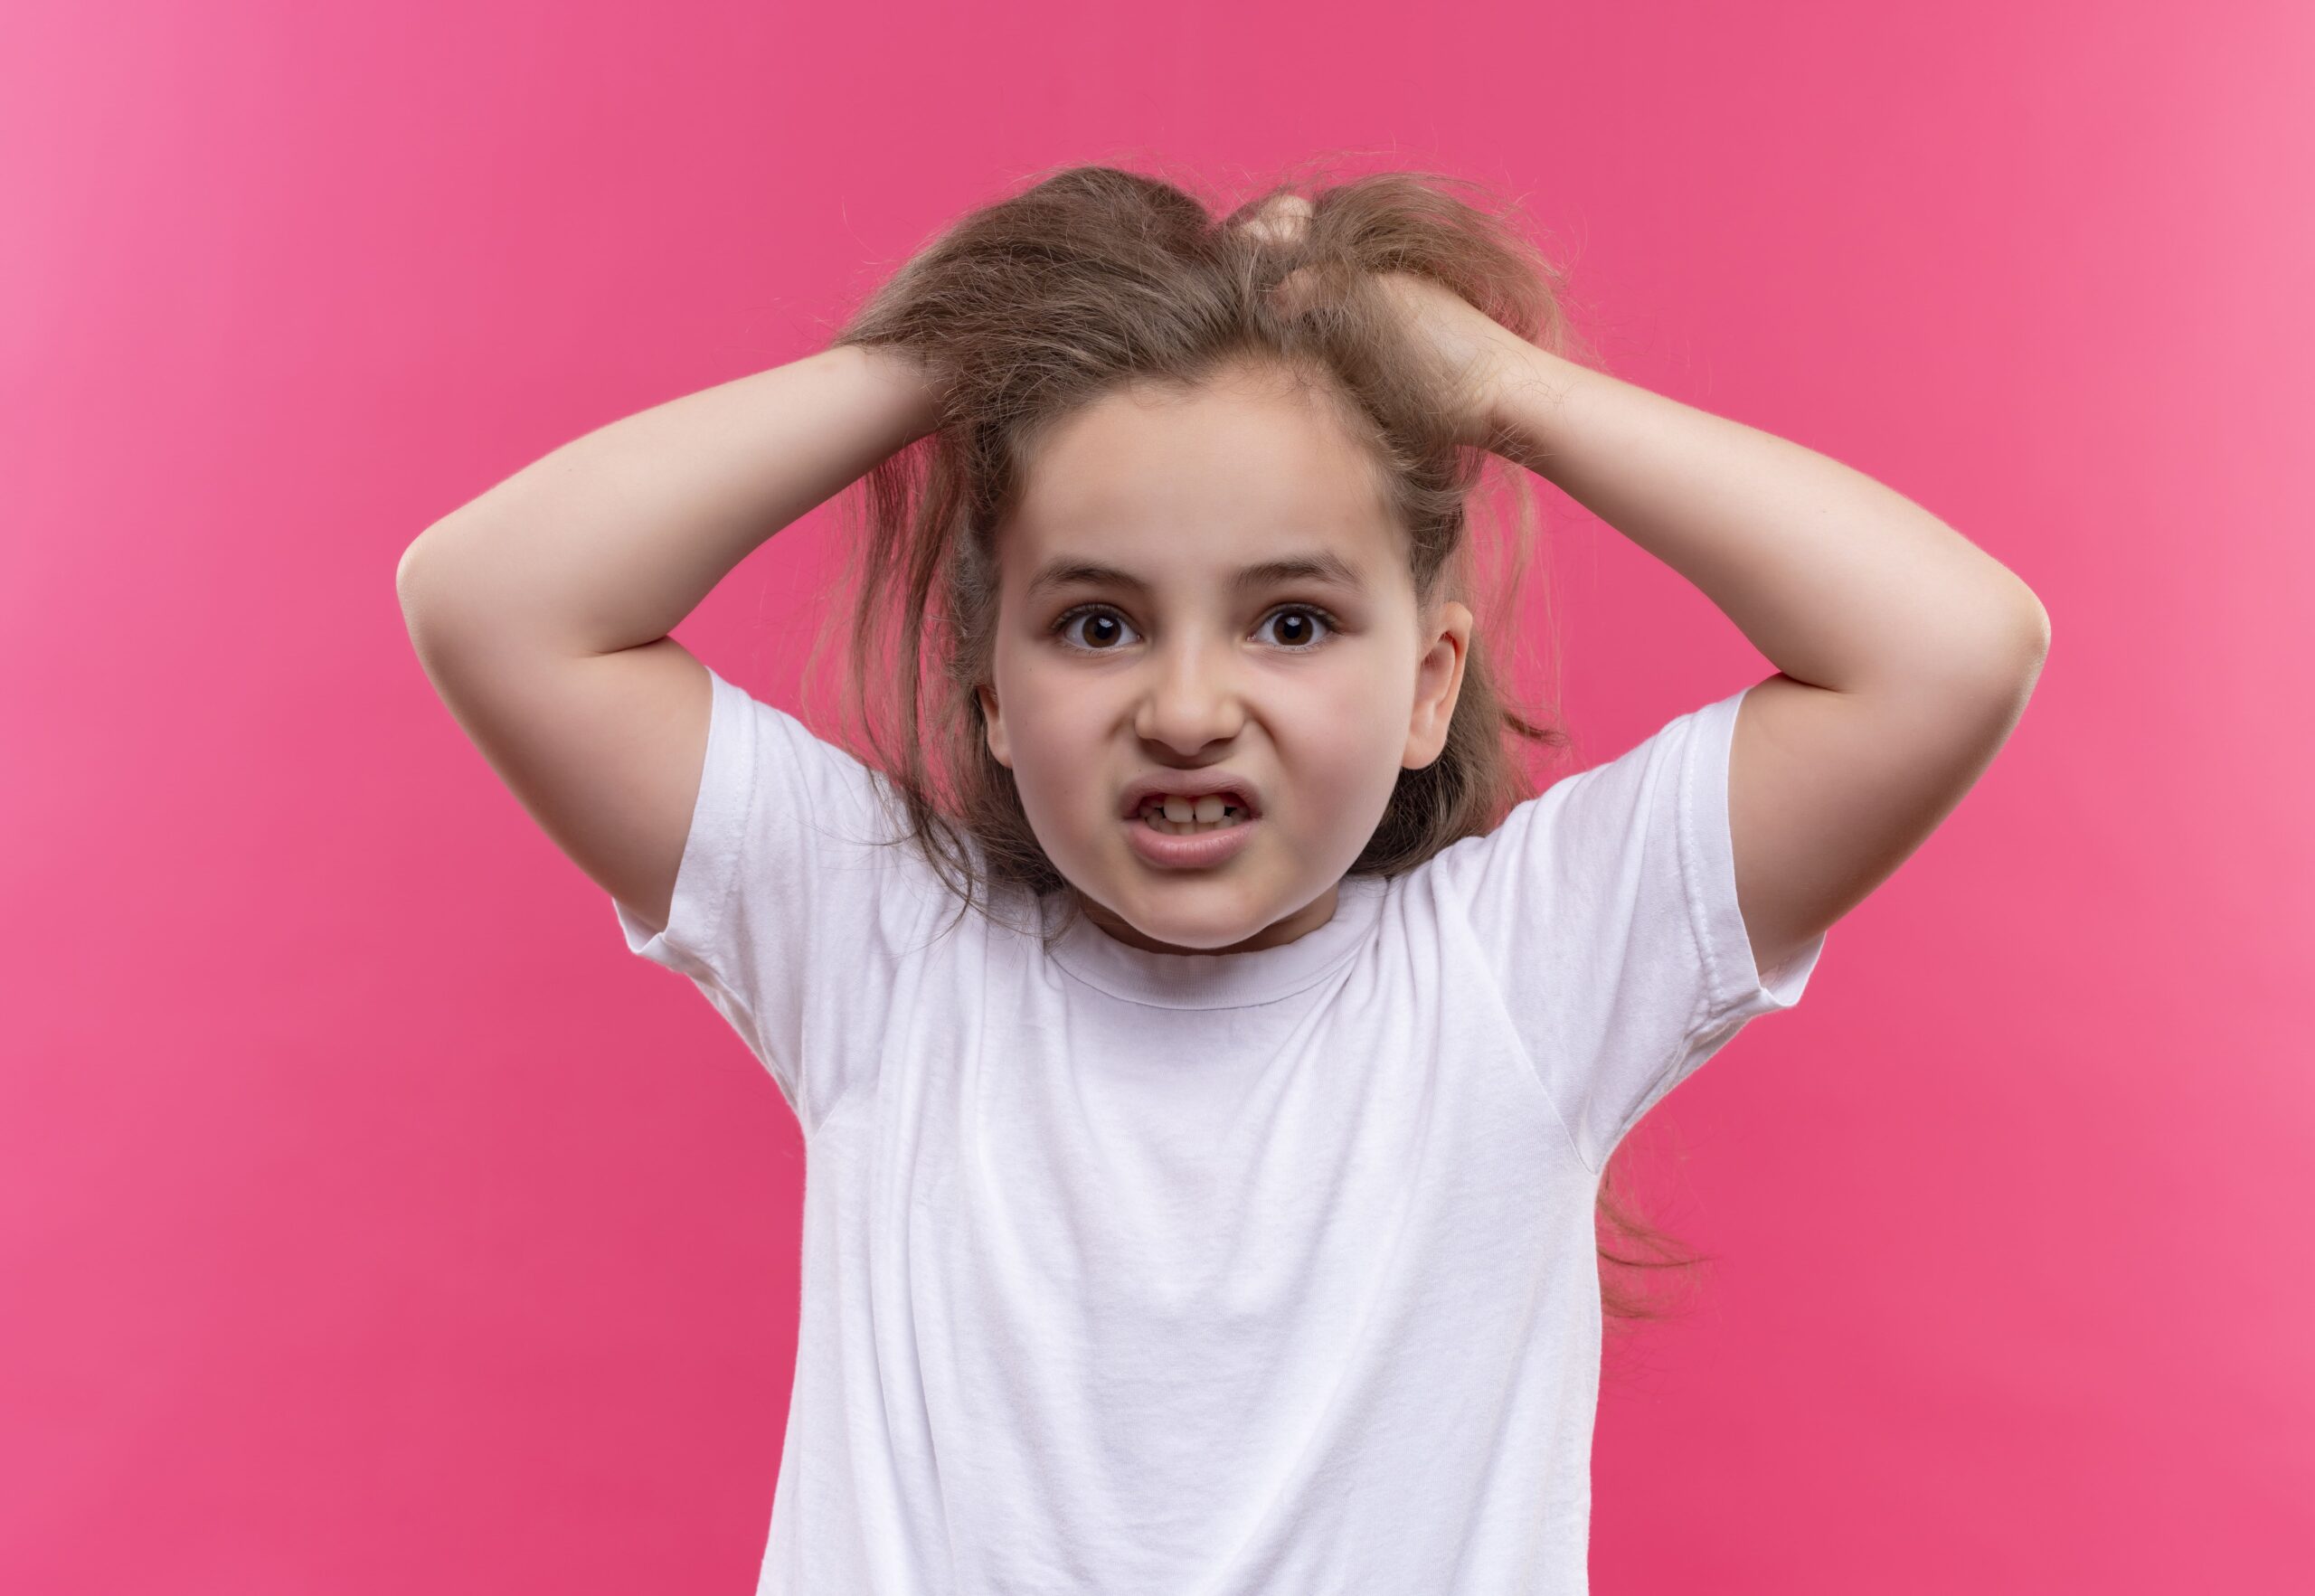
top-left (614, 666), bottom-right (1827, 1596)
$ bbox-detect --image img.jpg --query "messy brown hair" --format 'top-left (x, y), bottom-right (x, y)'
top-left (801, 155), bottom-right (1706, 1329)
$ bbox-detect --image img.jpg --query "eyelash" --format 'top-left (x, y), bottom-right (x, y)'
top-left (1048, 602), bottom-right (1343, 655)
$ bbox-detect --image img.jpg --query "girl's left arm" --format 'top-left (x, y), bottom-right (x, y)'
top-left (1487, 344), bottom-right (2051, 983)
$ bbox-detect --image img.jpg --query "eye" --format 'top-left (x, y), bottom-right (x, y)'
top-left (1255, 605), bottom-right (1339, 651)
top-left (1050, 604), bottom-right (1141, 652)
top-left (1046, 602), bottom-right (1343, 655)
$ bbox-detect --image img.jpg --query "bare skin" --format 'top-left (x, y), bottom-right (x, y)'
top-left (978, 361), bottom-right (1471, 957)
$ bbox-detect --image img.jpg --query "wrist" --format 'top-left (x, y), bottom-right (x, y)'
top-left (1487, 342), bottom-right (1589, 476)
top-left (842, 341), bottom-right (948, 444)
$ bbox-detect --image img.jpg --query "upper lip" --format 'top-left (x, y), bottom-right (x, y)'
top-left (1119, 770), bottom-right (1264, 819)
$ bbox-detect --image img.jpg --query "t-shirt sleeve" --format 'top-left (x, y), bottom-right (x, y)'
top-left (610, 666), bottom-right (949, 1137)
top-left (1422, 680), bottom-right (1828, 1175)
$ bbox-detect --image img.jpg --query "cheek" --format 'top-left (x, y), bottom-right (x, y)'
top-left (1004, 679), bottom-right (1103, 815)
top-left (1284, 664), bottom-right (1414, 805)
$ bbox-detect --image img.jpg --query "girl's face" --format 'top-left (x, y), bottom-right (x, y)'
top-left (978, 364), bottom-right (1472, 956)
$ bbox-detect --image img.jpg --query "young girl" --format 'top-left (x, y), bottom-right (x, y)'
top-left (397, 165), bottom-right (2047, 1594)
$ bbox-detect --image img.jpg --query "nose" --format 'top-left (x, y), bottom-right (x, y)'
top-left (1132, 631), bottom-right (1247, 753)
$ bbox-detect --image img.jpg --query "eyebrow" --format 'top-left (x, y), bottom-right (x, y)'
top-left (1025, 550), bottom-right (1370, 601)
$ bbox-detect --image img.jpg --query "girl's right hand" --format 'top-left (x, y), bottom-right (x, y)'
top-left (854, 340), bottom-right (951, 439)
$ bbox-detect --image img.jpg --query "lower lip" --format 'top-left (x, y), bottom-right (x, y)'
top-left (1124, 812), bottom-right (1259, 870)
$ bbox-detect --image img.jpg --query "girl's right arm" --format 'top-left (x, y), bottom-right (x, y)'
top-left (393, 343), bottom-right (944, 936)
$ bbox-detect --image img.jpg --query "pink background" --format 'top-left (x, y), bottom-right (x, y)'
top-left (5, 1), bottom-right (2309, 1590)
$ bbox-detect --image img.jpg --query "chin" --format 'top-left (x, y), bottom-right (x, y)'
top-left (1085, 879), bottom-right (1266, 952)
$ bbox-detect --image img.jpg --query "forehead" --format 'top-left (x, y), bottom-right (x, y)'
top-left (999, 367), bottom-right (1404, 590)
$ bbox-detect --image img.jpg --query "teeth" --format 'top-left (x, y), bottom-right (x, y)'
top-left (1137, 794), bottom-right (1250, 835)
top-left (1143, 812), bottom-right (1246, 836)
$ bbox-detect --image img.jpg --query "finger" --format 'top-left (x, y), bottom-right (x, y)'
top-left (1240, 193), bottom-right (1313, 247)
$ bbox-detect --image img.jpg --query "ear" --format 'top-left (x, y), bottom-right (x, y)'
top-left (977, 682), bottom-right (1012, 769)
top-left (1403, 600), bottom-right (1473, 770)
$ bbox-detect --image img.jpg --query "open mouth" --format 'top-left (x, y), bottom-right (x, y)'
top-left (1134, 796), bottom-right (1253, 836)
top-left (1124, 796), bottom-right (1260, 870)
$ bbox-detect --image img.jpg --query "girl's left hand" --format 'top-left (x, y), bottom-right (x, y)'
top-left (1242, 194), bottom-right (1533, 452)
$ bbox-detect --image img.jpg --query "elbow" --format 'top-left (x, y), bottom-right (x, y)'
top-left (2004, 575), bottom-right (2052, 659)
top-left (1968, 574), bottom-right (2051, 677)
top-left (1879, 585), bottom-right (2051, 701)
top-left (394, 529), bottom-right (461, 637)
top-left (393, 537), bottom-right (431, 626)
top-left (393, 539), bottom-right (422, 601)
top-left (1969, 589), bottom-right (2052, 700)
top-left (2006, 589), bottom-right (2052, 678)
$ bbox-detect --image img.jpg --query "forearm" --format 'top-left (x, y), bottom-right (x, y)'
top-left (397, 343), bottom-right (943, 656)
top-left (1489, 345), bottom-right (2048, 695)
